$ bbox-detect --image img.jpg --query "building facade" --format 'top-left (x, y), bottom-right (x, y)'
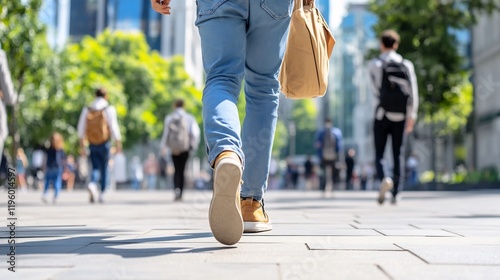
top-left (40, 0), bottom-right (203, 87)
top-left (330, 4), bottom-right (377, 164)
top-left (471, 11), bottom-right (500, 170)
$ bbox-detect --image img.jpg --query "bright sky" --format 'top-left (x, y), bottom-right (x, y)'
top-left (330, 0), bottom-right (368, 28)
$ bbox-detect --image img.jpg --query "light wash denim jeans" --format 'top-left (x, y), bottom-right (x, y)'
top-left (44, 168), bottom-right (63, 198)
top-left (196, 0), bottom-right (292, 201)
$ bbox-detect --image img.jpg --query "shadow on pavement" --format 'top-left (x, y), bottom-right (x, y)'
top-left (1, 229), bottom-right (234, 258)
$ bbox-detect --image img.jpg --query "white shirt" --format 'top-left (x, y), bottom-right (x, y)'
top-left (368, 50), bottom-right (419, 121)
top-left (0, 49), bottom-right (17, 142)
top-left (77, 97), bottom-right (122, 141)
top-left (160, 108), bottom-right (200, 153)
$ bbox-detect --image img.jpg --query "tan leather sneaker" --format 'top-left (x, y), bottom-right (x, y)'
top-left (241, 198), bottom-right (273, 233)
top-left (209, 151), bottom-right (244, 245)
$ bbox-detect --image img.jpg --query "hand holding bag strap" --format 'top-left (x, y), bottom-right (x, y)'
top-left (294, 0), bottom-right (303, 11)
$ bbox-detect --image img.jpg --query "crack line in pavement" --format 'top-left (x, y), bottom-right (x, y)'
top-left (276, 263), bottom-right (283, 280)
top-left (375, 264), bottom-right (394, 280)
top-left (441, 229), bottom-right (465, 237)
top-left (349, 224), bottom-right (359, 229)
top-left (393, 244), bottom-right (430, 264)
top-left (372, 229), bottom-right (387, 236)
top-left (409, 224), bottom-right (420, 229)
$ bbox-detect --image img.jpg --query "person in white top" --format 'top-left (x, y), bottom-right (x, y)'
top-left (77, 88), bottom-right (122, 203)
top-left (160, 99), bottom-right (200, 201)
top-left (368, 30), bottom-right (419, 205)
top-left (0, 45), bottom-right (18, 164)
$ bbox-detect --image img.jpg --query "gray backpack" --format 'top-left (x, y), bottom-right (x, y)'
top-left (322, 129), bottom-right (337, 161)
top-left (166, 113), bottom-right (190, 155)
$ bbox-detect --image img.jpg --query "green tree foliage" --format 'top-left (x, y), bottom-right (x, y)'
top-left (0, 0), bottom-right (52, 153)
top-left (60, 31), bottom-right (202, 151)
top-left (369, 0), bottom-right (499, 132)
top-left (292, 99), bottom-right (318, 156)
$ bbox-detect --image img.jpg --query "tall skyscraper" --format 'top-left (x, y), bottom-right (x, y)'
top-left (40, 0), bottom-right (202, 87)
top-left (330, 3), bottom-right (377, 164)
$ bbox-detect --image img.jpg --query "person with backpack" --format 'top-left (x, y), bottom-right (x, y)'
top-left (368, 30), bottom-right (419, 205)
top-left (77, 88), bottom-right (122, 203)
top-left (160, 99), bottom-right (200, 201)
top-left (0, 45), bottom-right (18, 165)
top-left (315, 118), bottom-right (343, 193)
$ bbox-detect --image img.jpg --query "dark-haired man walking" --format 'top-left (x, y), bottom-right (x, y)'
top-left (368, 30), bottom-right (419, 205)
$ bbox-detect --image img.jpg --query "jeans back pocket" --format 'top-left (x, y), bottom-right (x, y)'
top-left (261, 0), bottom-right (293, 20)
top-left (196, 0), bottom-right (229, 16)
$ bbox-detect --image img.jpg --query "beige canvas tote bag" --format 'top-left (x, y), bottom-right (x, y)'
top-left (279, 0), bottom-right (335, 99)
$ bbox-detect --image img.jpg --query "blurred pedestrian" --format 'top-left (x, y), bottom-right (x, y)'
top-left (129, 156), bottom-right (143, 190)
top-left (143, 153), bottom-right (159, 190)
top-left (0, 44), bottom-right (18, 166)
top-left (160, 99), bottom-right (200, 201)
top-left (31, 144), bottom-right (45, 190)
top-left (285, 158), bottom-right (299, 189)
top-left (158, 153), bottom-right (168, 189)
top-left (42, 133), bottom-right (66, 204)
top-left (152, 0), bottom-right (291, 245)
top-left (77, 88), bottom-right (122, 203)
top-left (406, 152), bottom-right (419, 187)
top-left (368, 30), bottom-right (419, 205)
top-left (304, 155), bottom-right (315, 190)
top-left (16, 148), bottom-right (28, 191)
top-left (345, 148), bottom-right (356, 190)
top-left (62, 155), bottom-right (76, 192)
top-left (315, 118), bottom-right (343, 193)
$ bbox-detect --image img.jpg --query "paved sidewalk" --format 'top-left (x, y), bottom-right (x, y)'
top-left (1, 189), bottom-right (500, 280)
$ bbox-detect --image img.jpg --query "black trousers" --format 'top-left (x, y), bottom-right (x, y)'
top-left (171, 151), bottom-right (189, 197)
top-left (319, 159), bottom-right (340, 191)
top-left (374, 117), bottom-right (405, 197)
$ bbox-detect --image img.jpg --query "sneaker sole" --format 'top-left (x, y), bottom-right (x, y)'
top-left (378, 180), bottom-right (393, 204)
top-left (88, 184), bottom-right (98, 204)
top-left (209, 157), bottom-right (243, 245)
top-left (244, 222), bottom-right (273, 233)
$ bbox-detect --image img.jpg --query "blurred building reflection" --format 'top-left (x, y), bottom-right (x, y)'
top-left (40, 0), bottom-right (203, 87)
top-left (470, 10), bottom-right (500, 171)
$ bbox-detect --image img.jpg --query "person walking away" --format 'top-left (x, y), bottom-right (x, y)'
top-left (143, 153), bottom-right (159, 190)
top-left (129, 156), bottom-right (143, 190)
top-left (16, 148), bottom-right (28, 191)
top-left (368, 30), bottom-right (419, 205)
top-left (152, 0), bottom-right (292, 245)
top-left (304, 155), bottom-right (315, 190)
top-left (0, 44), bottom-right (17, 166)
top-left (315, 118), bottom-right (343, 194)
top-left (42, 133), bottom-right (66, 204)
top-left (77, 88), bottom-right (122, 203)
top-left (31, 144), bottom-right (46, 190)
top-left (160, 99), bottom-right (200, 201)
top-left (345, 148), bottom-right (356, 190)
top-left (62, 155), bottom-right (76, 191)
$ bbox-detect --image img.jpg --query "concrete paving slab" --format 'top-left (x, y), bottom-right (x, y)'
top-left (396, 244), bottom-right (500, 265)
top-left (279, 264), bottom-right (389, 280)
top-left (1, 190), bottom-right (500, 279)
top-left (0, 268), bottom-right (69, 280)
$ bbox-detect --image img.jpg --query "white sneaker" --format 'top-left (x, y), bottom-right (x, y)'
top-left (377, 177), bottom-right (394, 205)
top-left (88, 182), bottom-right (98, 203)
top-left (98, 193), bottom-right (105, 203)
top-left (209, 151), bottom-right (244, 245)
top-left (41, 194), bottom-right (49, 204)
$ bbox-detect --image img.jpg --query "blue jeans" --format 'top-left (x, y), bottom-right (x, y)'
top-left (196, 0), bottom-right (292, 201)
top-left (89, 142), bottom-right (110, 192)
top-left (44, 168), bottom-right (63, 198)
